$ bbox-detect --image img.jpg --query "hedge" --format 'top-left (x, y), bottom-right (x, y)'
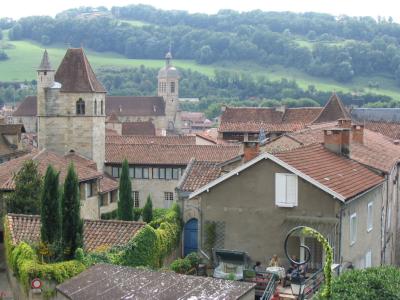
top-left (170, 252), bottom-right (200, 274)
top-left (100, 209), bottom-right (118, 220)
top-left (4, 218), bottom-right (86, 290)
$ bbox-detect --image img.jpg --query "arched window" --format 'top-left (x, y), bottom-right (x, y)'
top-left (100, 100), bottom-right (104, 115)
top-left (76, 98), bottom-right (85, 115)
top-left (94, 99), bottom-right (97, 115)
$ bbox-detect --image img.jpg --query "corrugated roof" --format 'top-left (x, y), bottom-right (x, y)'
top-left (6, 214), bottom-right (145, 252)
top-left (56, 264), bottom-right (254, 299)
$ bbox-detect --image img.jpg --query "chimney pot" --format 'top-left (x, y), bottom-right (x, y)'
top-left (338, 118), bottom-right (352, 128)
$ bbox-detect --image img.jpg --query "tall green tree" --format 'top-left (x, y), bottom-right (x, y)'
top-left (61, 163), bottom-right (83, 259)
top-left (142, 195), bottom-right (153, 223)
top-left (6, 159), bottom-right (42, 214)
top-left (40, 165), bottom-right (61, 245)
top-left (118, 159), bottom-right (133, 221)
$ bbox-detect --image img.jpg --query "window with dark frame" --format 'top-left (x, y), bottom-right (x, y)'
top-left (112, 167), bottom-right (120, 178)
top-left (76, 98), bottom-right (85, 115)
top-left (166, 168), bottom-right (172, 180)
top-left (94, 99), bottom-right (97, 115)
top-left (164, 192), bottom-right (174, 208)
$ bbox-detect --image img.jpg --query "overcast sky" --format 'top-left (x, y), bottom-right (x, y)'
top-left (1, 0), bottom-right (399, 21)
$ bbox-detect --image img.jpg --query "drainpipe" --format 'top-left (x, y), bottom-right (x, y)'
top-left (338, 205), bottom-right (343, 273)
top-left (382, 174), bottom-right (389, 265)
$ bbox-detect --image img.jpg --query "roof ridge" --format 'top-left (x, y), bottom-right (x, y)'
top-left (80, 48), bottom-right (95, 92)
top-left (84, 218), bottom-right (146, 225)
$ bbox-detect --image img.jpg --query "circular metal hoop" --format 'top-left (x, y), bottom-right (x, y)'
top-left (284, 226), bottom-right (312, 266)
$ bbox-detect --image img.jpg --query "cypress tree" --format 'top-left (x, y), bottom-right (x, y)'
top-left (40, 165), bottom-right (61, 245)
top-left (61, 163), bottom-right (83, 259)
top-left (118, 159), bottom-right (133, 221)
top-left (142, 195), bottom-right (153, 223)
top-left (6, 159), bottom-right (42, 214)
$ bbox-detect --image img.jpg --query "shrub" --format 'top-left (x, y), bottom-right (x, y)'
top-left (170, 258), bottom-right (192, 274)
top-left (186, 252), bottom-right (200, 267)
top-left (118, 159), bottom-right (133, 221)
top-left (133, 208), bottom-right (142, 221)
top-left (101, 209), bottom-right (118, 220)
top-left (318, 267), bottom-right (400, 300)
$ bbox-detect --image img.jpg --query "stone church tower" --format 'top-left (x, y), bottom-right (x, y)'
top-left (37, 48), bottom-right (106, 170)
top-left (157, 52), bottom-right (181, 133)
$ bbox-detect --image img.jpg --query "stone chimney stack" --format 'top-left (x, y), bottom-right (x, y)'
top-left (338, 118), bottom-right (352, 129)
top-left (243, 140), bottom-right (260, 162)
top-left (323, 128), bottom-right (350, 156)
top-left (352, 124), bottom-right (364, 144)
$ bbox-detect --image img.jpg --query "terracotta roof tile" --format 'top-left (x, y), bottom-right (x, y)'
top-left (267, 125), bottom-right (400, 173)
top-left (105, 144), bottom-right (242, 165)
top-left (312, 93), bottom-right (350, 124)
top-left (55, 48), bottom-right (106, 93)
top-left (105, 96), bottom-right (165, 117)
top-left (178, 159), bottom-right (221, 192)
top-left (364, 121), bottom-right (400, 140)
top-left (106, 135), bottom-right (196, 145)
top-left (219, 107), bottom-right (322, 133)
top-left (6, 214), bottom-right (145, 252)
top-left (0, 149), bottom-right (103, 191)
top-left (99, 174), bottom-right (118, 194)
top-left (13, 96), bottom-right (37, 116)
top-left (121, 121), bottom-right (156, 136)
top-left (275, 144), bottom-right (384, 200)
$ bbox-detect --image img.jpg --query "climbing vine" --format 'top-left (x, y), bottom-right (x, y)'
top-left (302, 227), bottom-right (333, 299)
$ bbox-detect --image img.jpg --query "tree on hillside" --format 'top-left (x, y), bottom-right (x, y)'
top-left (142, 195), bottom-right (153, 223)
top-left (118, 159), bottom-right (133, 221)
top-left (6, 159), bottom-right (42, 214)
top-left (40, 165), bottom-right (61, 245)
top-left (61, 163), bottom-right (83, 259)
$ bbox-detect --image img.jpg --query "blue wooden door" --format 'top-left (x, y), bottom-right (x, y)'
top-left (184, 219), bottom-right (198, 256)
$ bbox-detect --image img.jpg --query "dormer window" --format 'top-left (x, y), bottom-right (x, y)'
top-left (76, 98), bottom-right (85, 115)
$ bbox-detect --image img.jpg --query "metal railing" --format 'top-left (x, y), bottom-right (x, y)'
top-left (303, 269), bottom-right (324, 299)
top-left (243, 270), bottom-right (278, 300)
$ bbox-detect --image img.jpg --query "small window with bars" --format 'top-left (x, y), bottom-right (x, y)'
top-left (133, 191), bottom-right (140, 208)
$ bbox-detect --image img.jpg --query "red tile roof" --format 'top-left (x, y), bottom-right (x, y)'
top-left (0, 124), bottom-right (25, 135)
top-left (105, 96), bottom-right (165, 117)
top-left (219, 107), bottom-right (322, 133)
top-left (364, 121), bottom-right (400, 140)
top-left (219, 94), bottom-right (349, 134)
top-left (106, 135), bottom-right (196, 145)
top-left (55, 48), bottom-right (106, 93)
top-left (313, 93), bottom-right (350, 124)
top-left (6, 214), bottom-right (145, 252)
top-left (267, 125), bottom-right (400, 173)
top-left (99, 174), bottom-right (118, 194)
top-left (178, 159), bottom-right (221, 192)
top-left (105, 144), bottom-right (242, 165)
top-left (121, 121), bottom-right (156, 136)
top-left (275, 144), bottom-right (384, 200)
top-left (0, 149), bottom-right (103, 191)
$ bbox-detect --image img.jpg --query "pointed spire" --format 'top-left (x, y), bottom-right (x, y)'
top-left (165, 51), bottom-right (172, 67)
top-left (38, 49), bottom-right (54, 71)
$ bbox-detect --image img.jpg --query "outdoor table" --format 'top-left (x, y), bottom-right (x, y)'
top-left (266, 266), bottom-right (286, 279)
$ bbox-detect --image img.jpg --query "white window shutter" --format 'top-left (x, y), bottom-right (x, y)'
top-left (365, 250), bottom-right (372, 268)
top-left (286, 174), bottom-right (298, 206)
top-left (275, 173), bottom-right (286, 206)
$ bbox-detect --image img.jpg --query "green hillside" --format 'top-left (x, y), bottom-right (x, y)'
top-left (2, 29), bottom-right (400, 99)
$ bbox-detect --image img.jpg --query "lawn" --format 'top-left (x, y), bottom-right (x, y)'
top-left (119, 19), bottom-right (153, 27)
top-left (1, 31), bottom-right (400, 99)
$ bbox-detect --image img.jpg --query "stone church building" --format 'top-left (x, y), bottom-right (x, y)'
top-left (13, 49), bottom-right (182, 137)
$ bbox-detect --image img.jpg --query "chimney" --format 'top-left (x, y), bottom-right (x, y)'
top-left (221, 105), bottom-right (227, 112)
top-left (338, 118), bottom-right (351, 129)
top-left (243, 140), bottom-right (260, 162)
top-left (323, 128), bottom-right (350, 156)
top-left (351, 124), bottom-right (364, 144)
top-left (275, 105), bottom-right (286, 114)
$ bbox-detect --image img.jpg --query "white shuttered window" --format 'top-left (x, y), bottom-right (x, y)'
top-left (275, 173), bottom-right (298, 207)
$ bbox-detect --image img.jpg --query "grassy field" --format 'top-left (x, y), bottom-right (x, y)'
top-left (2, 30), bottom-right (400, 99)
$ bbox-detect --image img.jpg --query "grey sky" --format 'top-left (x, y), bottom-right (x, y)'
top-left (1, 0), bottom-right (399, 21)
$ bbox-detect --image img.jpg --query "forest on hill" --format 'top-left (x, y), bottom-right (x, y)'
top-left (6, 5), bottom-right (400, 85)
top-left (1, 5), bottom-right (400, 110)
